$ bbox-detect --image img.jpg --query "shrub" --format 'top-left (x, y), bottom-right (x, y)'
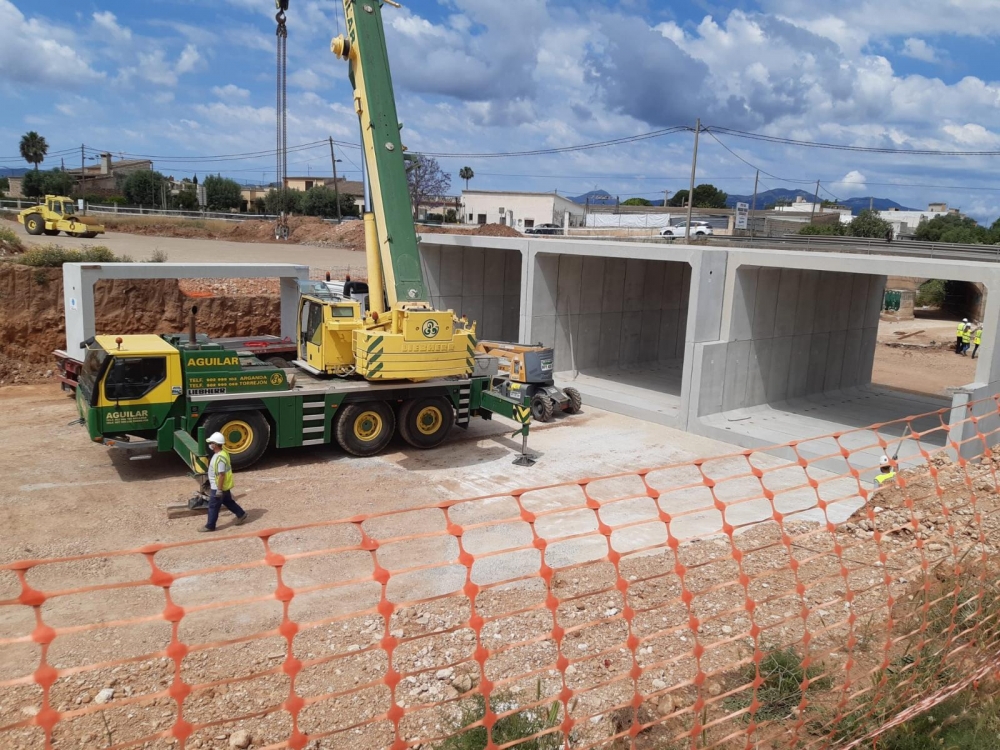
top-left (148, 248), bottom-right (168, 263)
top-left (0, 226), bottom-right (23, 250)
top-left (16, 245), bottom-right (123, 267)
top-left (441, 688), bottom-right (562, 750)
top-left (726, 648), bottom-right (832, 723)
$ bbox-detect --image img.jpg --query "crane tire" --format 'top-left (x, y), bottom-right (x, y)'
top-left (335, 402), bottom-right (395, 457)
top-left (531, 394), bottom-right (555, 423)
top-left (201, 410), bottom-right (271, 470)
top-left (398, 396), bottom-right (454, 449)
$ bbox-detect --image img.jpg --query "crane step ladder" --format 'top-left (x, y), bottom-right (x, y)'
top-left (301, 395), bottom-right (327, 446)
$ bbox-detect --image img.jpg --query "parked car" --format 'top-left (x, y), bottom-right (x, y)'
top-left (660, 221), bottom-right (714, 238)
top-left (525, 223), bottom-right (563, 235)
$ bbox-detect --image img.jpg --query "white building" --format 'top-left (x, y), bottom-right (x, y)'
top-left (877, 203), bottom-right (959, 235)
top-left (461, 190), bottom-right (585, 230)
top-left (773, 196), bottom-right (853, 224)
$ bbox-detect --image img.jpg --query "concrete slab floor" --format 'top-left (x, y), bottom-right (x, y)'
top-left (554, 361), bottom-right (684, 427)
top-left (698, 386), bottom-right (951, 476)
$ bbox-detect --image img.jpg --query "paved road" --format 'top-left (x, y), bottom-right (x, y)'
top-left (3, 218), bottom-right (363, 268)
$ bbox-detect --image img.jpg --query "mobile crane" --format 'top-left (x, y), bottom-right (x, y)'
top-left (73, 0), bottom-right (532, 475)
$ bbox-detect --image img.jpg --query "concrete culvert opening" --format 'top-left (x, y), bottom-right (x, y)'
top-left (531, 253), bottom-right (691, 426)
top-left (419, 243), bottom-right (522, 341)
top-left (874, 277), bottom-right (985, 404)
top-left (697, 266), bottom-right (952, 473)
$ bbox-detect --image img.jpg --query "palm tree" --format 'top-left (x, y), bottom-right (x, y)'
top-left (459, 166), bottom-right (474, 190)
top-left (19, 131), bottom-right (48, 171)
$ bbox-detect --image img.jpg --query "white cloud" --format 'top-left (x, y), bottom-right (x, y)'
top-left (901, 37), bottom-right (939, 63)
top-left (92, 11), bottom-right (132, 43)
top-left (832, 170), bottom-right (867, 194)
top-left (175, 44), bottom-right (201, 75)
top-left (0, 1), bottom-right (102, 87)
top-left (212, 84), bottom-right (250, 101)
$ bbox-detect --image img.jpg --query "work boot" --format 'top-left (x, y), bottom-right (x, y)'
top-left (235, 513), bottom-right (250, 526)
top-left (197, 525), bottom-right (215, 533)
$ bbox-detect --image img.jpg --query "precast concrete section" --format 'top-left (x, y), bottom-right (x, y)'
top-left (419, 235), bottom-right (1000, 473)
top-left (419, 238), bottom-right (523, 342)
top-left (62, 262), bottom-right (309, 354)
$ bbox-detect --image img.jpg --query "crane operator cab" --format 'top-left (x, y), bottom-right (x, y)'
top-left (296, 281), bottom-right (364, 377)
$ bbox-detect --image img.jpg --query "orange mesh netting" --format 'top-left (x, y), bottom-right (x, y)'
top-left (3, 395), bottom-right (1000, 749)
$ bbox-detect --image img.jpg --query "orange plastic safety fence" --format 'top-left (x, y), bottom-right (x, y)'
top-left (4, 395), bottom-right (1000, 750)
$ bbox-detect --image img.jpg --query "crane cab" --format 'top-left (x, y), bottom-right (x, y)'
top-left (297, 294), bottom-right (364, 376)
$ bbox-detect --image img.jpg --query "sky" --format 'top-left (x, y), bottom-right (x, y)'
top-left (3, 0), bottom-right (1000, 220)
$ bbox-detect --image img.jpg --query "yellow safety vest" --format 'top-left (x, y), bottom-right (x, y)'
top-left (974, 329), bottom-right (982, 345)
top-left (958, 323), bottom-right (966, 335)
top-left (962, 328), bottom-right (972, 344)
top-left (210, 450), bottom-right (235, 491)
top-left (875, 471), bottom-right (896, 487)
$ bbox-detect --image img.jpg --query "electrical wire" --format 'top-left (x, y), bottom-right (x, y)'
top-left (415, 126), bottom-right (691, 159)
top-left (708, 126), bottom-right (1000, 157)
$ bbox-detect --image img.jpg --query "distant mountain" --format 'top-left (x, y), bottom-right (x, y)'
top-left (569, 189), bottom-right (667, 207)
top-left (0, 167), bottom-right (28, 178)
top-left (725, 188), bottom-right (913, 215)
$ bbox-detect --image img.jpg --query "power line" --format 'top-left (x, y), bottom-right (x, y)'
top-left (415, 126), bottom-right (691, 159)
top-left (708, 126), bottom-right (1000, 157)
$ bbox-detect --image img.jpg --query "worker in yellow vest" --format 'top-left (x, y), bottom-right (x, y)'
top-left (972, 326), bottom-right (983, 359)
top-left (956, 319), bottom-right (969, 354)
top-left (874, 455), bottom-right (896, 491)
top-left (199, 432), bottom-right (250, 532)
top-left (961, 325), bottom-right (973, 356)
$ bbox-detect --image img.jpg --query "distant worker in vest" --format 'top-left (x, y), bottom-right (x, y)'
top-left (961, 324), bottom-right (973, 356)
top-left (956, 319), bottom-right (969, 354)
top-left (874, 455), bottom-right (896, 491)
top-left (199, 432), bottom-right (250, 532)
top-left (972, 325), bottom-right (983, 359)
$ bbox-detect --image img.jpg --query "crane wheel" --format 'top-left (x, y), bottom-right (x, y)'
top-left (24, 214), bottom-right (44, 236)
top-left (335, 402), bottom-right (395, 457)
top-left (82, 232), bottom-right (99, 239)
top-left (201, 411), bottom-right (271, 470)
top-left (531, 394), bottom-right (555, 423)
top-left (398, 396), bottom-right (454, 449)
top-left (564, 387), bottom-right (582, 414)
top-left (43, 228), bottom-right (60, 236)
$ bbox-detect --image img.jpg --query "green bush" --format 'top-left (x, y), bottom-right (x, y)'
top-left (0, 226), bottom-right (23, 249)
top-left (916, 279), bottom-right (946, 307)
top-left (878, 693), bottom-right (1000, 750)
top-left (16, 245), bottom-right (122, 267)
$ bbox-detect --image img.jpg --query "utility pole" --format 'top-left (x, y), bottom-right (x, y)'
top-left (810, 180), bottom-right (821, 222)
top-left (750, 169), bottom-right (759, 240)
top-left (81, 145), bottom-right (85, 195)
top-left (869, 196), bottom-right (874, 211)
top-left (664, 189), bottom-right (670, 209)
top-left (329, 136), bottom-right (341, 221)
top-left (685, 119), bottom-right (700, 243)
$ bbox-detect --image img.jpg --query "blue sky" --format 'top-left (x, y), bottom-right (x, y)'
top-left (3, 0), bottom-right (1000, 219)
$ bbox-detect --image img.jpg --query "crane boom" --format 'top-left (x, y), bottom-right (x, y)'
top-left (332, 0), bottom-right (426, 306)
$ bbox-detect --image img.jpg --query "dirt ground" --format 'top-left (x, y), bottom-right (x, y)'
top-left (1, 384), bottom-right (998, 750)
top-left (872, 315), bottom-right (978, 397)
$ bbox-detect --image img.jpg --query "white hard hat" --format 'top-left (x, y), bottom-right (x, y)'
top-left (963, 318), bottom-right (969, 323)
top-left (879, 455), bottom-right (890, 465)
top-left (208, 432), bottom-right (226, 445)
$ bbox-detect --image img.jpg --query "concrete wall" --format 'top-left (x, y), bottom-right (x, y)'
top-left (420, 243), bottom-right (522, 342)
top-left (528, 254), bottom-right (691, 373)
top-left (696, 268), bottom-right (885, 416)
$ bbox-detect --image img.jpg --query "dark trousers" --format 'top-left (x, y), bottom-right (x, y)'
top-left (207, 489), bottom-right (246, 530)
top-left (973, 344), bottom-right (980, 359)
top-left (956, 336), bottom-right (964, 353)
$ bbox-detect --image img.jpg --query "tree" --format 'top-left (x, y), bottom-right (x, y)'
top-left (914, 214), bottom-right (989, 244)
top-left (264, 188), bottom-right (303, 215)
top-left (20, 131), bottom-right (48, 170)
top-left (302, 186), bottom-right (341, 218)
top-left (845, 209), bottom-right (893, 239)
top-left (444, 208), bottom-right (458, 223)
top-left (622, 197), bottom-right (652, 206)
top-left (122, 170), bottom-right (167, 206)
top-left (172, 188), bottom-right (199, 211)
top-left (203, 175), bottom-right (243, 211)
top-left (692, 184), bottom-right (728, 208)
top-left (459, 166), bottom-right (474, 190)
top-left (798, 223), bottom-right (846, 236)
top-left (22, 169), bottom-right (74, 198)
top-left (406, 156), bottom-right (451, 220)
top-left (667, 184), bottom-right (727, 209)
top-left (0, 177), bottom-right (8, 196)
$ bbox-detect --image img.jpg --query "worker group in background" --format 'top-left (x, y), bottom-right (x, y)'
top-left (955, 319), bottom-right (982, 357)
